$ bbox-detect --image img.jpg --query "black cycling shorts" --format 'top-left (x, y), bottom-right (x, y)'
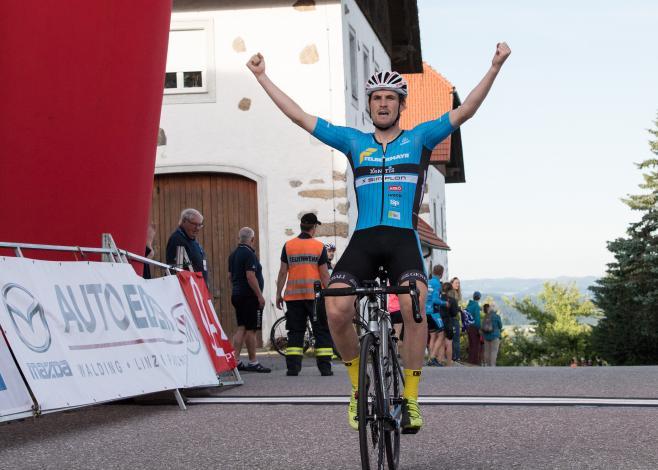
top-left (443, 316), bottom-right (455, 340)
top-left (427, 314), bottom-right (444, 333)
top-left (231, 295), bottom-right (262, 331)
top-left (329, 226), bottom-right (427, 287)
top-left (389, 310), bottom-right (403, 325)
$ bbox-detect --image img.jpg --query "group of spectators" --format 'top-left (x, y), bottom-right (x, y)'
top-left (149, 208), bottom-right (505, 373)
top-left (145, 208), bottom-right (272, 373)
top-left (152, 208), bottom-right (338, 376)
top-left (393, 266), bottom-right (504, 367)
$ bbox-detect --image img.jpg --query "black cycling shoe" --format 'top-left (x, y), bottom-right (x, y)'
top-left (286, 370), bottom-right (299, 376)
top-left (244, 362), bottom-right (271, 373)
top-left (320, 369), bottom-right (334, 376)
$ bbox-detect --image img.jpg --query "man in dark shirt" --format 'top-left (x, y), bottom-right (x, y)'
top-left (228, 226), bottom-right (270, 373)
top-left (165, 208), bottom-right (209, 284)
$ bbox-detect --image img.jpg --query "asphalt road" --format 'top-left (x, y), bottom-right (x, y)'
top-left (2, 364), bottom-right (658, 470)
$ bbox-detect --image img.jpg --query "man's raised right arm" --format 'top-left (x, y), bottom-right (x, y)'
top-left (247, 53), bottom-right (317, 133)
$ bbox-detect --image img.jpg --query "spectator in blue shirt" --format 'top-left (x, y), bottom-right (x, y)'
top-left (426, 264), bottom-right (447, 366)
top-left (481, 303), bottom-right (503, 367)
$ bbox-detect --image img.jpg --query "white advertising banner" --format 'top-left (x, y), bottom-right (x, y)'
top-left (0, 333), bottom-right (33, 418)
top-left (0, 257), bottom-right (219, 411)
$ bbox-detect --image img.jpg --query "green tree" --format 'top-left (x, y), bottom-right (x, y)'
top-left (499, 283), bottom-right (598, 366)
top-left (591, 114), bottom-right (658, 364)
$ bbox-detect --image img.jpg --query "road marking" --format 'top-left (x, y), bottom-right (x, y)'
top-left (186, 395), bottom-right (658, 407)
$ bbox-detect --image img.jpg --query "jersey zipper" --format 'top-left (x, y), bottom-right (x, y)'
top-left (380, 147), bottom-right (387, 223)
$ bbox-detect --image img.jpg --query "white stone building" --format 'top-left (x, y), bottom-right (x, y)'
top-left (150, 0), bottom-right (458, 338)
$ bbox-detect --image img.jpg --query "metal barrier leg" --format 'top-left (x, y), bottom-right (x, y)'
top-left (173, 389), bottom-right (187, 411)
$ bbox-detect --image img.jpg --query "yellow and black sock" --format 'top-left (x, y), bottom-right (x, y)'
top-left (403, 369), bottom-right (422, 400)
top-left (344, 356), bottom-right (360, 391)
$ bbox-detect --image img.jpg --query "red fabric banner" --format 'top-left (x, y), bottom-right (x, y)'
top-left (0, 1), bottom-right (171, 270)
top-left (177, 272), bottom-right (237, 373)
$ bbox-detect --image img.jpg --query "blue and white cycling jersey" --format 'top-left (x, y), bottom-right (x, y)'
top-left (312, 112), bottom-right (455, 231)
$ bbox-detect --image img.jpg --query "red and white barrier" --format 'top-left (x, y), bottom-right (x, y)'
top-left (177, 272), bottom-right (238, 374)
top-left (0, 257), bottom-right (225, 413)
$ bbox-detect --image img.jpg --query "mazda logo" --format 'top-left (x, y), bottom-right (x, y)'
top-left (1, 283), bottom-right (52, 353)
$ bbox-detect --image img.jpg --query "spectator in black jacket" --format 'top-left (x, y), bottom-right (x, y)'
top-left (439, 282), bottom-right (460, 367)
top-left (166, 208), bottom-right (208, 285)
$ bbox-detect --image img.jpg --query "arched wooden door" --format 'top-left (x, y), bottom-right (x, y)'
top-left (150, 172), bottom-right (259, 335)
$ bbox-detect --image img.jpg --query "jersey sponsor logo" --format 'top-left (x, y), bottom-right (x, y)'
top-left (356, 174), bottom-right (418, 188)
top-left (389, 193), bottom-right (401, 198)
top-left (400, 136), bottom-right (410, 146)
top-left (355, 175), bottom-right (383, 188)
top-left (368, 166), bottom-right (395, 175)
top-left (360, 152), bottom-right (409, 164)
top-left (389, 199), bottom-right (400, 207)
top-left (358, 147), bottom-right (378, 164)
top-left (388, 210), bottom-right (401, 220)
top-left (389, 185), bottom-right (402, 191)
top-left (386, 153), bottom-right (409, 161)
top-left (383, 174), bottom-right (418, 184)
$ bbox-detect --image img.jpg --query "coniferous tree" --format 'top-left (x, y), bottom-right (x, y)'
top-left (591, 114), bottom-right (658, 364)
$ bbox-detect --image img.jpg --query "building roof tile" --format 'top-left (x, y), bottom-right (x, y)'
top-left (401, 63), bottom-right (454, 164)
top-left (417, 217), bottom-right (450, 251)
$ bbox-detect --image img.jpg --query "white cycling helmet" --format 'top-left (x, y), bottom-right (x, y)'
top-left (365, 71), bottom-right (408, 97)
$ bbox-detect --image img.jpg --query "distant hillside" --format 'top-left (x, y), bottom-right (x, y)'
top-left (459, 276), bottom-right (599, 326)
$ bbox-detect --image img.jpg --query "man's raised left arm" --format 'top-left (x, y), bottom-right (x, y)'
top-left (449, 42), bottom-right (511, 128)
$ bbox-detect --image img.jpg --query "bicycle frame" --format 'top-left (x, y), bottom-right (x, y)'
top-left (357, 286), bottom-right (405, 428)
top-left (314, 279), bottom-right (419, 470)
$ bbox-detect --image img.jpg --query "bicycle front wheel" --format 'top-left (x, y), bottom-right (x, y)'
top-left (358, 332), bottom-right (387, 470)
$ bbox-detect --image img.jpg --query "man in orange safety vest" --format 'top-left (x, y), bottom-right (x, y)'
top-left (275, 213), bottom-right (333, 376)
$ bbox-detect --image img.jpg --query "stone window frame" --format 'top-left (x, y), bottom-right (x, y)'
top-left (163, 18), bottom-right (216, 105)
top-left (348, 26), bottom-right (359, 107)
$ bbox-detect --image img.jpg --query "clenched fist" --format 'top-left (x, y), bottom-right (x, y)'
top-left (246, 52), bottom-right (265, 76)
top-left (492, 42), bottom-right (511, 68)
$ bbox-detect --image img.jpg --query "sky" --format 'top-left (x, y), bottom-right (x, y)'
top-left (416, 0), bottom-right (658, 280)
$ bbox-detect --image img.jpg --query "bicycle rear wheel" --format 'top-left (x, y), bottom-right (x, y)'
top-left (383, 340), bottom-right (403, 469)
top-left (358, 332), bottom-right (387, 470)
top-left (270, 316), bottom-right (312, 357)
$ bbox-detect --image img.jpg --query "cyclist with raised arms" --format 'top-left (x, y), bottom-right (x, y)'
top-left (247, 42), bottom-right (511, 433)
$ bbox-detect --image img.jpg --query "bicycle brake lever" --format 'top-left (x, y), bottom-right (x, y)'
top-left (312, 281), bottom-right (322, 323)
top-left (409, 280), bottom-right (422, 323)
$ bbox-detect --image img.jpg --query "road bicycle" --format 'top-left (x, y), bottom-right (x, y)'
top-left (314, 273), bottom-right (421, 470)
top-left (269, 310), bottom-right (340, 359)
